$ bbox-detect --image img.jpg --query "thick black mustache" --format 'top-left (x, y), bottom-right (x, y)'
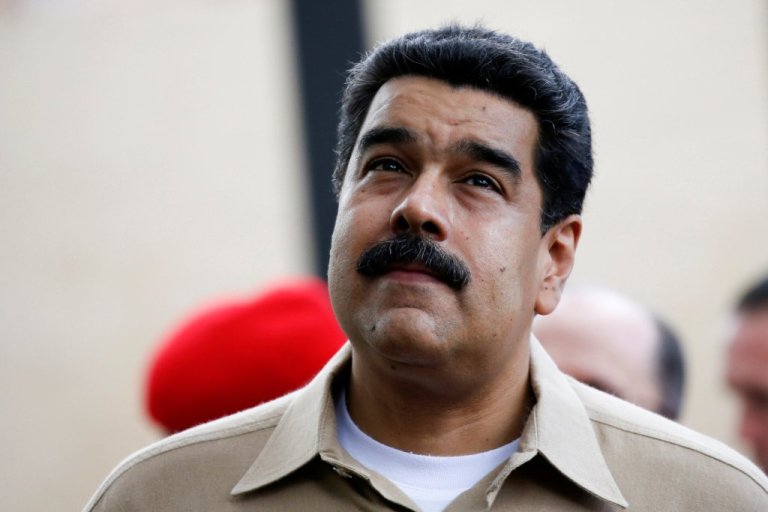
top-left (356, 234), bottom-right (471, 291)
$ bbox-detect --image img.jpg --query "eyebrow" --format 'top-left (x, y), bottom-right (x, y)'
top-left (355, 126), bottom-right (522, 181)
top-left (452, 139), bottom-right (522, 181)
top-left (356, 126), bottom-right (417, 155)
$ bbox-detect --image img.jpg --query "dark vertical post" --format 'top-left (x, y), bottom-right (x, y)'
top-left (289, 0), bottom-right (366, 277)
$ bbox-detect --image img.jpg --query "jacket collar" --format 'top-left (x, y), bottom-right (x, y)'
top-left (520, 337), bottom-right (627, 507)
top-left (230, 344), bottom-right (350, 495)
top-left (232, 339), bottom-right (627, 508)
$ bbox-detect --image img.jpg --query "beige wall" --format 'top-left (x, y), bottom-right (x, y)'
top-left (0, 1), bottom-right (766, 510)
top-left (0, 1), bottom-right (310, 510)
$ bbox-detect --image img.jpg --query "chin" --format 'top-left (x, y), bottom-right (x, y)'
top-left (361, 310), bottom-right (451, 366)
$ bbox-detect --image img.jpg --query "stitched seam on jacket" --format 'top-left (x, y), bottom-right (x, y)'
top-left (588, 416), bottom-right (768, 494)
top-left (86, 410), bottom-right (285, 510)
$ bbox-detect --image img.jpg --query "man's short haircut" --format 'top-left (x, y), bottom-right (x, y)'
top-left (333, 24), bottom-right (593, 232)
top-left (654, 315), bottom-right (685, 420)
top-left (736, 273), bottom-right (768, 313)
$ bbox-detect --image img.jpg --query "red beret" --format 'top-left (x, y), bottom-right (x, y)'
top-left (145, 278), bottom-right (347, 433)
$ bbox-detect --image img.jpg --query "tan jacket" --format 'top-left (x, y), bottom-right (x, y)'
top-left (84, 339), bottom-right (768, 511)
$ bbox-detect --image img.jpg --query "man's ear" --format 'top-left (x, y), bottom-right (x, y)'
top-left (534, 214), bottom-right (582, 315)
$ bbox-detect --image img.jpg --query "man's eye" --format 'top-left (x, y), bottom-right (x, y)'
top-left (367, 158), bottom-right (404, 172)
top-left (464, 174), bottom-right (499, 191)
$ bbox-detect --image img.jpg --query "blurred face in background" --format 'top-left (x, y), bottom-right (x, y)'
top-left (727, 309), bottom-right (768, 472)
top-left (533, 289), bottom-right (663, 415)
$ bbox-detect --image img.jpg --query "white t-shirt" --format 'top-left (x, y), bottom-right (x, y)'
top-left (335, 389), bottom-right (519, 512)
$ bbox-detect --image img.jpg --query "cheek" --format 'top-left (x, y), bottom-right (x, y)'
top-left (329, 198), bottom-right (388, 287)
top-left (466, 245), bottom-right (528, 324)
top-left (479, 233), bottom-right (541, 286)
top-left (328, 204), bottom-right (361, 287)
top-left (496, 239), bottom-right (547, 317)
top-left (331, 201), bottom-right (367, 257)
top-left (328, 228), bottom-right (350, 280)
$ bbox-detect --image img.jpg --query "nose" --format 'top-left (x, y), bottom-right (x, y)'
top-left (389, 172), bottom-right (449, 241)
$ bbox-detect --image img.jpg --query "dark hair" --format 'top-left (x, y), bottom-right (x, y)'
top-left (736, 273), bottom-right (768, 313)
top-left (333, 24), bottom-right (593, 232)
top-left (654, 316), bottom-right (685, 420)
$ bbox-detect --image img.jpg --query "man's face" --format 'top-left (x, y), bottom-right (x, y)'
top-left (727, 310), bottom-right (768, 471)
top-left (327, 76), bottom-right (579, 388)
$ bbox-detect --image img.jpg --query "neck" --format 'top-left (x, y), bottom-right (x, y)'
top-left (345, 342), bottom-right (532, 456)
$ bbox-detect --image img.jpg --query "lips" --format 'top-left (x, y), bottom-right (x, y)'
top-left (386, 262), bottom-right (439, 278)
top-left (383, 262), bottom-right (444, 286)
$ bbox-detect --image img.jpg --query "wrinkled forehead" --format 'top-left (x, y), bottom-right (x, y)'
top-left (352, 76), bottom-right (539, 167)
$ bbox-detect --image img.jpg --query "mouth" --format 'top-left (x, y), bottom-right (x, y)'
top-left (382, 262), bottom-right (443, 284)
top-left (386, 262), bottom-right (438, 277)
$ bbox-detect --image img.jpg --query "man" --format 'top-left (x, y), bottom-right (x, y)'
top-left (84, 26), bottom-right (767, 511)
top-left (533, 287), bottom-right (685, 419)
top-left (727, 274), bottom-right (768, 472)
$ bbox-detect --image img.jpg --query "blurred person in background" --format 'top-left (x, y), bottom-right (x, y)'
top-left (727, 273), bottom-right (768, 472)
top-left (534, 286), bottom-right (685, 420)
top-left (144, 277), bottom-right (347, 434)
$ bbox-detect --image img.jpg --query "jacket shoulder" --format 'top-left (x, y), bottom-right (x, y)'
top-left (83, 392), bottom-right (295, 511)
top-left (571, 378), bottom-right (768, 499)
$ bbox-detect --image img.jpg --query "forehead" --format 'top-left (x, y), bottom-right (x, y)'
top-left (356, 76), bottom-right (539, 167)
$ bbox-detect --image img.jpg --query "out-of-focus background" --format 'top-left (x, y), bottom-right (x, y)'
top-left (1, 0), bottom-right (766, 510)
